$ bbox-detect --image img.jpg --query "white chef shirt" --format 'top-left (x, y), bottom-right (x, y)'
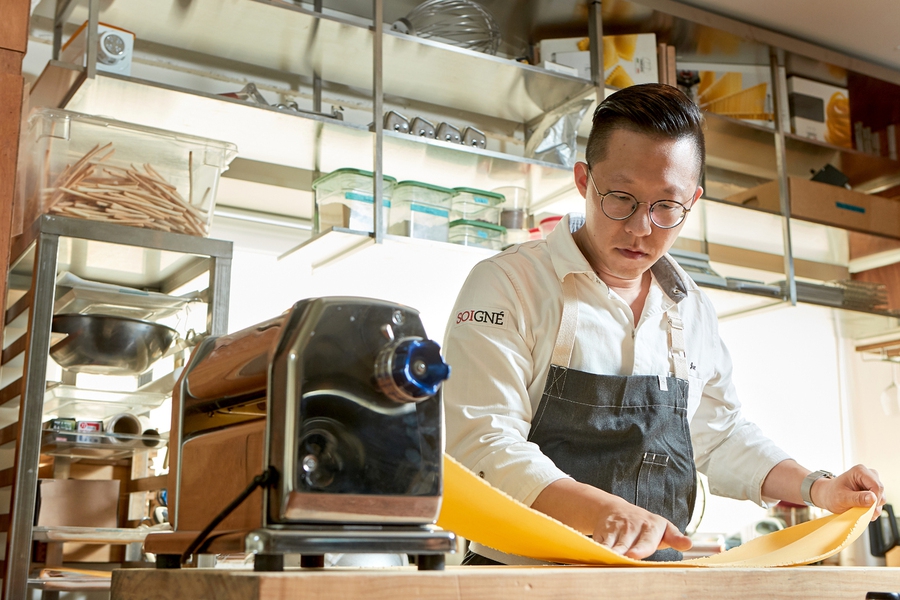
top-left (442, 214), bottom-right (791, 514)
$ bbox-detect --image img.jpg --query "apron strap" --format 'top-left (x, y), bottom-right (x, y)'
top-left (550, 273), bottom-right (690, 378)
top-left (550, 275), bottom-right (579, 368)
top-left (666, 303), bottom-right (689, 380)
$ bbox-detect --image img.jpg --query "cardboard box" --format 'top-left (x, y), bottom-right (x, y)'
top-left (36, 479), bottom-right (120, 528)
top-left (538, 34), bottom-right (658, 86)
top-left (787, 76), bottom-right (852, 148)
top-left (725, 177), bottom-right (900, 238)
top-left (680, 62), bottom-right (773, 128)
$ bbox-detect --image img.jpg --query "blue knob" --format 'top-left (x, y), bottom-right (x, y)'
top-left (376, 338), bottom-right (450, 402)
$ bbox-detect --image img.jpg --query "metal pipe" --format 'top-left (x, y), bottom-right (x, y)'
top-left (85, 0), bottom-right (99, 79)
top-left (3, 232), bottom-right (61, 600)
top-left (372, 0), bottom-right (384, 244)
top-left (770, 47), bottom-right (797, 306)
top-left (587, 0), bottom-right (604, 104)
top-left (313, 0), bottom-right (323, 113)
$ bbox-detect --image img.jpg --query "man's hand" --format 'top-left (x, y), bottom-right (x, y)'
top-left (531, 478), bottom-right (691, 560)
top-left (810, 464), bottom-right (886, 520)
top-left (762, 460), bottom-right (886, 520)
top-left (593, 495), bottom-right (693, 558)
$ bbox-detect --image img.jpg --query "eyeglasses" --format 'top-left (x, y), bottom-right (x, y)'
top-left (586, 166), bottom-right (691, 229)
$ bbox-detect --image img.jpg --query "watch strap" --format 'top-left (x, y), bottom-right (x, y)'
top-left (800, 470), bottom-right (834, 507)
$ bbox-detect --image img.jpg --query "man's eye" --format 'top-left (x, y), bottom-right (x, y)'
top-left (610, 194), bottom-right (635, 203)
top-left (655, 201), bottom-right (681, 212)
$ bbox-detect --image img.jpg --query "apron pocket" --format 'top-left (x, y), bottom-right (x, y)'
top-left (634, 452), bottom-right (669, 513)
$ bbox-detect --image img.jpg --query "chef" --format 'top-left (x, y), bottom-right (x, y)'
top-left (441, 83), bottom-right (886, 565)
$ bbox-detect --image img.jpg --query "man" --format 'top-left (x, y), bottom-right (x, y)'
top-left (441, 83), bottom-right (885, 565)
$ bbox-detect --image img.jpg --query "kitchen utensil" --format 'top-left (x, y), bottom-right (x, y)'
top-left (383, 111), bottom-right (410, 133)
top-left (436, 122), bottom-right (461, 143)
top-left (462, 126), bottom-right (486, 148)
top-left (881, 364), bottom-right (900, 416)
top-left (409, 116), bottom-right (436, 138)
top-left (145, 298), bottom-right (455, 570)
top-left (392, 0), bottom-right (501, 55)
top-left (49, 314), bottom-right (178, 376)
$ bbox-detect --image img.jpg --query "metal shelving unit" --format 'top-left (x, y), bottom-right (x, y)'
top-left (0, 215), bottom-right (232, 600)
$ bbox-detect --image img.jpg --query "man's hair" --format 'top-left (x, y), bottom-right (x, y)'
top-left (586, 83), bottom-right (705, 182)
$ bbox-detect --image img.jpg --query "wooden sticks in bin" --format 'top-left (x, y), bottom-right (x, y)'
top-left (43, 142), bottom-right (209, 236)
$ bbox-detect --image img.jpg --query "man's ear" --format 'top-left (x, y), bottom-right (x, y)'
top-left (574, 161), bottom-right (590, 199)
top-left (688, 186), bottom-right (703, 208)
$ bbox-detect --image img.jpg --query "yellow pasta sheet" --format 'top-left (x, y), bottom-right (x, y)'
top-left (437, 454), bottom-right (875, 567)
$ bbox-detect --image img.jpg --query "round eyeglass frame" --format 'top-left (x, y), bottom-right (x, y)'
top-left (585, 165), bottom-right (692, 229)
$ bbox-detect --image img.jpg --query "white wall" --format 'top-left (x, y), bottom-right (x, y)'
top-left (696, 302), bottom-right (847, 535)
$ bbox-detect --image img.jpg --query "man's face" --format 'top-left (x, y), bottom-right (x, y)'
top-left (574, 128), bottom-right (703, 286)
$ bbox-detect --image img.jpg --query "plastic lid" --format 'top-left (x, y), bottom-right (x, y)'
top-left (395, 180), bottom-right (454, 194)
top-left (540, 215), bottom-right (563, 225)
top-left (449, 219), bottom-right (507, 233)
top-left (451, 187), bottom-right (506, 202)
top-left (312, 167), bottom-right (398, 190)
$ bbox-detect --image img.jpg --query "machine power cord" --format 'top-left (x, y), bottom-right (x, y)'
top-left (180, 466), bottom-right (279, 565)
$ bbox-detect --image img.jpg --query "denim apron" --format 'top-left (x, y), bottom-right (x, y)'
top-left (526, 272), bottom-right (697, 562)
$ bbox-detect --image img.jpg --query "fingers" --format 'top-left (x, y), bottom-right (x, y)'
top-left (595, 511), bottom-right (689, 559)
top-left (662, 521), bottom-right (693, 552)
top-left (820, 464), bottom-right (887, 519)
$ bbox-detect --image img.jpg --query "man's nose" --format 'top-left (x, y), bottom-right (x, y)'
top-left (624, 202), bottom-right (653, 235)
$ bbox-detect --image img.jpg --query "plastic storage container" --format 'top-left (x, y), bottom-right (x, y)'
top-left (494, 186), bottom-right (529, 230)
top-left (313, 168), bottom-right (397, 233)
top-left (448, 219), bottom-right (506, 250)
top-left (449, 187), bottom-right (505, 225)
top-left (388, 181), bottom-right (453, 241)
top-left (16, 108), bottom-right (237, 237)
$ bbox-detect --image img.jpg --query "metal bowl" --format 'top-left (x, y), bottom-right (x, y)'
top-left (50, 314), bottom-right (178, 376)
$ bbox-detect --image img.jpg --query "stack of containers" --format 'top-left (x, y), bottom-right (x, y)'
top-left (388, 181), bottom-right (454, 242)
top-left (448, 187), bottom-right (506, 250)
top-left (312, 168), bottom-right (397, 233)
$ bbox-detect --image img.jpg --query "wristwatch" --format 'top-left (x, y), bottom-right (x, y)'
top-left (800, 470), bottom-right (834, 507)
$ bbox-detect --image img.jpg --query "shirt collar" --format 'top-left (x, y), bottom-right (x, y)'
top-left (548, 213), bottom-right (698, 304)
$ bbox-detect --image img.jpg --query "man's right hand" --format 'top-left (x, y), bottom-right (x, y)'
top-left (592, 494), bottom-right (692, 558)
top-left (531, 477), bottom-right (692, 560)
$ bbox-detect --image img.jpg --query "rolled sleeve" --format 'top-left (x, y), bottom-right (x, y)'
top-left (703, 420), bottom-right (792, 506)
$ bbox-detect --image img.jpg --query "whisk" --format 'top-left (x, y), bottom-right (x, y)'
top-left (392, 0), bottom-right (502, 55)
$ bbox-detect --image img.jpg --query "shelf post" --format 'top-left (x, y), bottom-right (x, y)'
top-left (769, 47), bottom-right (797, 306)
top-left (3, 232), bottom-right (61, 600)
top-left (85, 0), bottom-right (99, 79)
top-left (587, 0), bottom-right (605, 104)
top-left (313, 0), bottom-right (323, 114)
top-left (372, 0), bottom-right (385, 244)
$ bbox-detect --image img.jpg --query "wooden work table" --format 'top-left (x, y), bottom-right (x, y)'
top-left (111, 565), bottom-right (900, 599)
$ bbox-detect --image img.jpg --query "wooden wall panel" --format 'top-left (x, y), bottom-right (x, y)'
top-left (0, 0), bottom-right (29, 54)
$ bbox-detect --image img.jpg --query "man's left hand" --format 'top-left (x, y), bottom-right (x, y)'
top-left (811, 464), bottom-right (886, 520)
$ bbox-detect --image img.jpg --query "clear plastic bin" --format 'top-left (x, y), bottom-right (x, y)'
top-left (313, 168), bottom-right (397, 233)
top-left (42, 384), bottom-right (168, 420)
top-left (16, 108), bottom-right (237, 237)
top-left (388, 180), bottom-right (453, 241)
top-left (448, 219), bottom-right (506, 250)
top-left (449, 187), bottom-right (505, 225)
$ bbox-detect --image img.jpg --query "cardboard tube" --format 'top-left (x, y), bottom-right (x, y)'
top-left (105, 413), bottom-right (143, 443)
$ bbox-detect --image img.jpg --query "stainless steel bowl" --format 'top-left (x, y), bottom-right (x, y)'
top-left (50, 314), bottom-right (178, 376)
